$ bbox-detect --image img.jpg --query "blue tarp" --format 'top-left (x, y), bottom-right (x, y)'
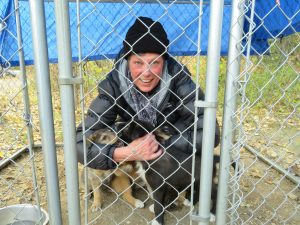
top-left (0, 0), bottom-right (299, 66)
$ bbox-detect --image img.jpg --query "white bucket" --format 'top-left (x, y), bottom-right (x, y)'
top-left (0, 204), bottom-right (49, 225)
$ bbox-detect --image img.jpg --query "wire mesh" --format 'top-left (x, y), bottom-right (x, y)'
top-left (0, 0), bottom-right (47, 223)
top-left (75, 1), bottom-right (211, 224)
top-left (0, 0), bottom-right (299, 225)
top-left (224, 1), bottom-right (300, 224)
top-left (62, 0), bottom-right (300, 224)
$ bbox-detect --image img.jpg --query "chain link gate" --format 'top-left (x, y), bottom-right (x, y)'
top-left (0, 0), bottom-right (299, 225)
top-left (73, 1), bottom-right (222, 224)
top-left (218, 0), bottom-right (299, 225)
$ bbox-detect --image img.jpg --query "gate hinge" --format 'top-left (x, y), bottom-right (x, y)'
top-left (195, 100), bottom-right (217, 108)
top-left (58, 77), bottom-right (83, 85)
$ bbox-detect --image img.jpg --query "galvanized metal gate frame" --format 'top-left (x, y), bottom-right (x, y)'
top-left (27, 0), bottom-right (228, 225)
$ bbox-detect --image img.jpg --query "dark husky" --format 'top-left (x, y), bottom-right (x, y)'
top-left (119, 120), bottom-right (223, 225)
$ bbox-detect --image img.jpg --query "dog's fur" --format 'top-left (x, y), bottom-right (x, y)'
top-left (80, 128), bottom-right (144, 212)
top-left (120, 120), bottom-right (222, 225)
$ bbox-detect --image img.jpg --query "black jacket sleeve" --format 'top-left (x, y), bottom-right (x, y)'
top-left (76, 78), bottom-right (119, 170)
top-left (165, 65), bottom-right (220, 155)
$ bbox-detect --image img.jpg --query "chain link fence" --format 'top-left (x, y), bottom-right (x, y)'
top-left (75, 1), bottom-right (299, 224)
top-left (220, 1), bottom-right (300, 224)
top-left (0, 0), bottom-right (63, 223)
top-left (0, 0), bottom-right (299, 225)
top-left (0, 0), bottom-right (45, 223)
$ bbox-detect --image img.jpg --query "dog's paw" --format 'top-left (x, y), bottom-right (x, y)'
top-left (149, 204), bottom-right (154, 213)
top-left (151, 219), bottom-right (161, 225)
top-left (210, 213), bottom-right (216, 223)
top-left (134, 199), bottom-right (144, 208)
top-left (91, 203), bottom-right (102, 212)
top-left (183, 199), bottom-right (191, 206)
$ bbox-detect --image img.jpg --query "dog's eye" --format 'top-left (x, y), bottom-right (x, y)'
top-left (101, 136), bottom-right (108, 142)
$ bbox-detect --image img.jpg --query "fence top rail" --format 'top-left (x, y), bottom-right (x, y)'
top-left (17, 0), bottom-right (232, 5)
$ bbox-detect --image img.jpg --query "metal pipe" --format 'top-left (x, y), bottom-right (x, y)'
top-left (197, 0), bottom-right (224, 225)
top-left (18, 0), bottom-right (233, 5)
top-left (191, 1), bottom-right (204, 224)
top-left (75, 0), bottom-right (90, 223)
top-left (245, 144), bottom-right (300, 185)
top-left (216, 0), bottom-right (245, 224)
top-left (13, 0), bottom-right (34, 149)
top-left (14, 0), bottom-right (41, 215)
top-left (0, 144), bottom-right (64, 170)
top-left (54, 0), bottom-right (81, 224)
top-left (28, 1), bottom-right (63, 224)
top-left (0, 146), bottom-right (28, 170)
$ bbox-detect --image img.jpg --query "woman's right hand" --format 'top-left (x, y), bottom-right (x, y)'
top-left (113, 133), bottom-right (163, 162)
top-left (127, 133), bottom-right (163, 160)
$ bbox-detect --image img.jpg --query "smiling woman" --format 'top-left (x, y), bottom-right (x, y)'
top-left (76, 16), bottom-right (220, 170)
top-left (75, 18), bottom-right (217, 224)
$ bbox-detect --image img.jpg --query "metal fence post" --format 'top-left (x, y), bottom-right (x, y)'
top-left (75, 1), bottom-right (90, 223)
top-left (197, 0), bottom-right (224, 225)
top-left (216, 0), bottom-right (245, 224)
top-left (14, 0), bottom-right (35, 150)
top-left (14, 0), bottom-right (41, 210)
top-left (191, 1), bottom-right (205, 225)
top-left (28, 0), bottom-right (63, 225)
top-left (54, 0), bottom-right (81, 225)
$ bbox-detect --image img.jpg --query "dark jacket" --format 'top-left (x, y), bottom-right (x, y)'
top-left (76, 51), bottom-right (220, 169)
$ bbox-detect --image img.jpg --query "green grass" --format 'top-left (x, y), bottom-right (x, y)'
top-left (183, 34), bottom-right (300, 117)
top-left (244, 60), bottom-right (299, 112)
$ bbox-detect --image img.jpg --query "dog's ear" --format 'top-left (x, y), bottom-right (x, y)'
top-left (116, 121), bottom-right (126, 131)
top-left (88, 129), bottom-right (118, 145)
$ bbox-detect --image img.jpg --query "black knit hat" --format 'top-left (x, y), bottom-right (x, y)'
top-left (123, 17), bottom-right (169, 58)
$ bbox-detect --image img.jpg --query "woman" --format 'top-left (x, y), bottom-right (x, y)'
top-left (76, 17), bottom-right (220, 170)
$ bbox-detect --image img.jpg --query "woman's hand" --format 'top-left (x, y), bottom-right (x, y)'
top-left (113, 134), bottom-right (163, 162)
top-left (128, 134), bottom-right (163, 160)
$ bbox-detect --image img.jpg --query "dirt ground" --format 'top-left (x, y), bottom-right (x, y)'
top-left (0, 148), bottom-right (194, 225)
top-left (0, 145), bottom-right (299, 225)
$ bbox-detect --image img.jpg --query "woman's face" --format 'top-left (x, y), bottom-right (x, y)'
top-left (128, 53), bottom-right (164, 93)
